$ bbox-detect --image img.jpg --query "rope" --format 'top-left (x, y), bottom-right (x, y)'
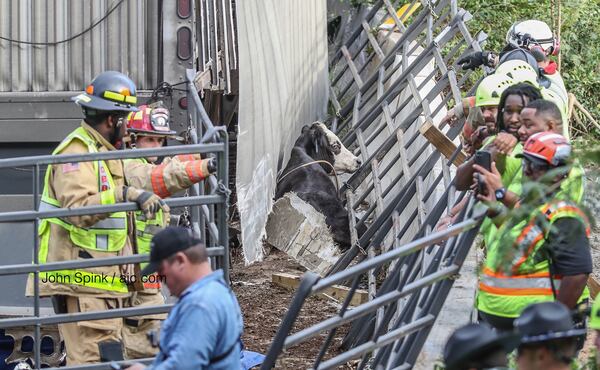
top-left (277, 160), bottom-right (341, 192)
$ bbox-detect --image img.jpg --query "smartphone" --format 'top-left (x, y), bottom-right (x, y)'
top-left (474, 150), bottom-right (492, 172)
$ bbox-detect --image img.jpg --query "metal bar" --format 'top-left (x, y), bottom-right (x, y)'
top-left (330, 0), bottom-right (384, 67)
top-left (0, 195), bottom-right (225, 223)
top-left (260, 273), bottom-right (321, 369)
top-left (317, 315), bottom-right (435, 370)
top-left (33, 164), bottom-right (41, 369)
top-left (0, 143), bottom-right (224, 169)
top-left (314, 215), bottom-right (478, 292)
top-left (0, 304), bottom-right (173, 329)
top-left (219, 130), bottom-right (230, 282)
top-left (285, 266), bottom-right (458, 348)
top-left (46, 358), bottom-right (154, 370)
top-left (341, 45), bottom-right (364, 88)
top-left (186, 69), bottom-right (217, 134)
top-left (0, 247), bottom-right (225, 277)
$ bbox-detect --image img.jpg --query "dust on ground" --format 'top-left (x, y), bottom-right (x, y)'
top-left (230, 248), bottom-right (354, 369)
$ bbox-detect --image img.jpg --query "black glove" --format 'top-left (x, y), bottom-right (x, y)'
top-left (457, 51), bottom-right (497, 70)
top-left (207, 157), bottom-right (217, 174)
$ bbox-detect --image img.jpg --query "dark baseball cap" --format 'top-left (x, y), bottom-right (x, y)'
top-left (141, 227), bottom-right (202, 276)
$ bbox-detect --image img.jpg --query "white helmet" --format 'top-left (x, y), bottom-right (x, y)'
top-left (13, 362), bottom-right (32, 370)
top-left (506, 20), bottom-right (559, 56)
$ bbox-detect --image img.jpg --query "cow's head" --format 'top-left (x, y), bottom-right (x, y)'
top-left (298, 122), bottom-right (361, 174)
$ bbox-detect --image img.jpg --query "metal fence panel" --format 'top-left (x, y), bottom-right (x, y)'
top-left (261, 0), bottom-right (487, 367)
top-left (0, 79), bottom-right (229, 370)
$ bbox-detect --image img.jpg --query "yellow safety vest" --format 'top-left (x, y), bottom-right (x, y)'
top-left (124, 157), bottom-right (168, 289)
top-left (37, 127), bottom-right (129, 293)
top-left (477, 200), bottom-right (591, 318)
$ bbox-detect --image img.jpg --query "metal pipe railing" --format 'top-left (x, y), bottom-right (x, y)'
top-left (0, 109), bottom-right (229, 369)
top-left (0, 143), bottom-right (224, 168)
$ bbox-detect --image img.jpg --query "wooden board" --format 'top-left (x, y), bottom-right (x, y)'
top-left (419, 120), bottom-right (467, 166)
top-left (272, 272), bottom-right (369, 306)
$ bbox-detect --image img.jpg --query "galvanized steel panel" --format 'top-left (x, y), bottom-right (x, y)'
top-left (0, 0), bottom-right (159, 92)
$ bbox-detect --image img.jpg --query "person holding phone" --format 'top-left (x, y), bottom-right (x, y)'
top-left (475, 132), bottom-right (591, 331)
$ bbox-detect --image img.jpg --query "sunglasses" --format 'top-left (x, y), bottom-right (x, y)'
top-left (523, 158), bottom-right (550, 172)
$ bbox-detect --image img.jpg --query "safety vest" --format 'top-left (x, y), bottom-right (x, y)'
top-left (124, 157), bottom-right (167, 289)
top-left (477, 200), bottom-right (591, 318)
top-left (479, 139), bottom-right (523, 247)
top-left (37, 127), bottom-right (129, 293)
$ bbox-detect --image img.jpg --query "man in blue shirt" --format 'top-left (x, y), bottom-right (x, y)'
top-left (126, 227), bottom-right (243, 370)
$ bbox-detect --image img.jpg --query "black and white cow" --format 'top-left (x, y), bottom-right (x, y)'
top-left (275, 122), bottom-right (362, 250)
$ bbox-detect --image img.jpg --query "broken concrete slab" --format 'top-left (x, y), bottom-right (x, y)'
top-left (265, 193), bottom-right (341, 276)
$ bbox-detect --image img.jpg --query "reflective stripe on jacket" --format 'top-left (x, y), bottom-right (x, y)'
top-left (477, 200), bottom-right (590, 318)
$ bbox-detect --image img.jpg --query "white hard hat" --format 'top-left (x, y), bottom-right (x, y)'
top-left (13, 362), bottom-right (33, 370)
top-left (506, 20), bottom-right (558, 56)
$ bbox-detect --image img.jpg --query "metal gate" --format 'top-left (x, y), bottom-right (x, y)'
top-left (0, 78), bottom-right (229, 370)
top-left (261, 0), bottom-right (488, 367)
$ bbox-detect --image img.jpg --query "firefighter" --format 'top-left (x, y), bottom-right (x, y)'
top-left (475, 132), bottom-right (591, 331)
top-left (121, 103), bottom-right (217, 359)
top-left (26, 71), bottom-right (170, 365)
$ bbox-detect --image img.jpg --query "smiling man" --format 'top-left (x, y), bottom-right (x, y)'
top-left (475, 133), bottom-right (591, 331)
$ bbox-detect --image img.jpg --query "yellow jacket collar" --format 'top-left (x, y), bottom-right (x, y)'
top-left (81, 121), bottom-right (117, 151)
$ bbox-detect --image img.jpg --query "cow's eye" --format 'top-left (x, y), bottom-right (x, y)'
top-left (331, 142), bottom-right (340, 150)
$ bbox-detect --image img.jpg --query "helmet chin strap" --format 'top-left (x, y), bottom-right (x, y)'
top-left (110, 116), bottom-right (125, 149)
top-left (128, 132), bottom-right (138, 149)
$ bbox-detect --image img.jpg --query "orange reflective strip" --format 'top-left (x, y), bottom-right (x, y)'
top-left (478, 283), bottom-right (555, 296)
top-left (482, 267), bottom-right (552, 279)
top-left (143, 281), bottom-right (161, 289)
top-left (185, 161), bottom-right (205, 182)
top-left (151, 165), bottom-right (170, 198)
top-left (511, 222), bottom-right (544, 271)
top-left (547, 206), bottom-right (591, 237)
top-left (175, 154), bottom-right (196, 162)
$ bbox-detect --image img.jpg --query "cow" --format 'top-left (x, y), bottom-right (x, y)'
top-left (275, 122), bottom-right (362, 250)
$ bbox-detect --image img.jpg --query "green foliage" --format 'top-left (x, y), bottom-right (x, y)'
top-left (460, 0), bottom-right (600, 137)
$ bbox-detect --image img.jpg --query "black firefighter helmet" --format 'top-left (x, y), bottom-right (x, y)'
top-left (72, 71), bottom-right (139, 115)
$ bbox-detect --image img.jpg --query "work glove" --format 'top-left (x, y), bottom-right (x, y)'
top-left (457, 51), bottom-right (498, 70)
top-left (206, 157), bottom-right (217, 174)
top-left (117, 186), bottom-right (170, 220)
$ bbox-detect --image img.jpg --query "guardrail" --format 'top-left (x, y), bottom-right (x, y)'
top-left (0, 77), bottom-right (229, 369)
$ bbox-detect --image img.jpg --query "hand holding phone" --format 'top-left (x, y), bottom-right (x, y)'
top-left (474, 150), bottom-right (492, 172)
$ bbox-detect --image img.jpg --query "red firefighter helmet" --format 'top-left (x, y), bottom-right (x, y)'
top-left (126, 104), bottom-right (177, 137)
top-left (517, 131), bottom-right (571, 167)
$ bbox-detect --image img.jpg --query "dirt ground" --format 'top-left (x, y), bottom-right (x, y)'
top-left (230, 248), bottom-right (354, 369)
